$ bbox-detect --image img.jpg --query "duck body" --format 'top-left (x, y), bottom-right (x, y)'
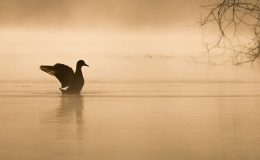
top-left (40, 60), bottom-right (88, 94)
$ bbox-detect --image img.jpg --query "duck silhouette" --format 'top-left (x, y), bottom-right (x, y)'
top-left (40, 60), bottom-right (89, 94)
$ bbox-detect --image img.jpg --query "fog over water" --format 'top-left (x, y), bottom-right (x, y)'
top-left (0, 0), bottom-right (212, 81)
top-left (0, 0), bottom-right (206, 27)
top-left (1, 1), bottom-right (260, 160)
top-left (1, 0), bottom-right (260, 82)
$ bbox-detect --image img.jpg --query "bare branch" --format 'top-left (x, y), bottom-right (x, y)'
top-left (200, 0), bottom-right (260, 64)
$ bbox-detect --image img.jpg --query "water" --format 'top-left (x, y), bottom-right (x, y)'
top-left (1, 28), bottom-right (260, 159)
top-left (1, 81), bottom-right (260, 160)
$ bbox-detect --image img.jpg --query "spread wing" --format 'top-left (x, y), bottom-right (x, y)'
top-left (40, 63), bottom-right (74, 88)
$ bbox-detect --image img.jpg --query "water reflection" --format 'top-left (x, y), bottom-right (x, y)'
top-left (42, 95), bottom-right (85, 139)
top-left (59, 95), bottom-right (85, 139)
top-left (56, 95), bottom-right (84, 125)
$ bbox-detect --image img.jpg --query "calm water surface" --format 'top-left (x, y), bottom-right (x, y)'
top-left (0, 81), bottom-right (260, 160)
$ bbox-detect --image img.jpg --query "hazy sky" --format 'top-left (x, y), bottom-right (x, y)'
top-left (0, 0), bottom-right (217, 81)
top-left (1, 0), bottom-right (260, 82)
top-left (0, 0), bottom-right (207, 28)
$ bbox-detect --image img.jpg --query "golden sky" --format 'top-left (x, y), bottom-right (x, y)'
top-left (0, 0), bottom-right (214, 81)
top-left (0, 0), bottom-right (207, 28)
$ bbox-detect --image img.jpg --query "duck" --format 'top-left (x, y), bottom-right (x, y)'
top-left (40, 60), bottom-right (89, 94)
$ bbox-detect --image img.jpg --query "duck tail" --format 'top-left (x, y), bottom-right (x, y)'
top-left (59, 88), bottom-right (66, 93)
top-left (59, 87), bottom-right (72, 95)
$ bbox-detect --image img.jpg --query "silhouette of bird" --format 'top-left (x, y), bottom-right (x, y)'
top-left (40, 60), bottom-right (89, 94)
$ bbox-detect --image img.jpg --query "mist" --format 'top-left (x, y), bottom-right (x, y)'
top-left (0, 0), bottom-right (207, 28)
top-left (1, 2), bottom-right (260, 160)
top-left (2, 0), bottom-right (259, 82)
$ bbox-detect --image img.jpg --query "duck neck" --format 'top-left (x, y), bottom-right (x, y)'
top-left (75, 65), bottom-right (83, 76)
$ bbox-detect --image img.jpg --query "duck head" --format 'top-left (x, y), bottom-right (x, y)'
top-left (77, 60), bottom-right (89, 68)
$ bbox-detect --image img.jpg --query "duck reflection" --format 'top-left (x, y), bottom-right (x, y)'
top-left (56, 95), bottom-right (85, 139)
top-left (56, 95), bottom-right (84, 125)
top-left (42, 95), bottom-right (85, 139)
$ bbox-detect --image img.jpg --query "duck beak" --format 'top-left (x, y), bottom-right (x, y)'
top-left (84, 63), bottom-right (89, 67)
